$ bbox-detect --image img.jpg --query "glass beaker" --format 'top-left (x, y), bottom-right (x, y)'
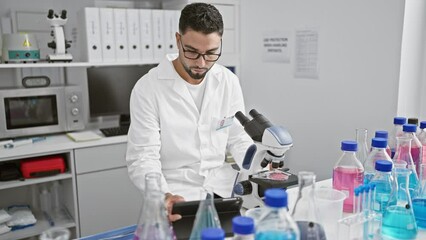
top-left (189, 188), bottom-right (221, 240)
top-left (381, 167), bottom-right (418, 239)
top-left (393, 137), bottom-right (420, 198)
top-left (356, 128), bottom-right (369, 165)
top-left (291, 172), bottom-right (326, 240)
top-left (315, 188), bottom-right (346, 240)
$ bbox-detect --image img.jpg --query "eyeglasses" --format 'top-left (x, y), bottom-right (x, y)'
top-left (179, 39), bottom-right (222, 62)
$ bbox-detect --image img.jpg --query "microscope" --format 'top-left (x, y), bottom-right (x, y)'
top-left (46, 9), bottom-right (73, 62)
top-left (233, 109), bottom-right (298, 208)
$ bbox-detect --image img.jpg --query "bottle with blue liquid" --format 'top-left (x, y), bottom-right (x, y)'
top-left (388, 117), bottom-right (407, 158)
top-left (255, 188), bottom-right (300, 240)
top-left (382, 167), bottom-right (418, 239)
top-left (232, 216), bottom-right (255, 240)
top-left (412, 163), bottom-right (426, 229)
top-left (369, 160), bottom-right (394, 214)
top-left (363, 138), bottom-right (392, 184)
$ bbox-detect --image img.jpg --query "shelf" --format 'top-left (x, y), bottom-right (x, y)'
top-left (1, 209), bottom-right (75, 240)
top-left (0, 173), bottom-right (72, 190)
top-left (0, 60), bottom-right (159, 68)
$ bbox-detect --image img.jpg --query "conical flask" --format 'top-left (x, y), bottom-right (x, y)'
top-left (134, 172), bottom-right (173, 240)
top-left (393, 137), bottom-right (420, 198)
top-left (356, 128), bottom-right (369, 165)
top-left (412, 164), bottom-right (426, 228)
top-left (189, 188), bottom-right (221, 240)
top-left (291, 172), bottom-right (326, 240)
top-left (382, 167), bottom-right (418, 239)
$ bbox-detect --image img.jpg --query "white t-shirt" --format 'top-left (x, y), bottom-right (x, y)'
top-left (184, 79), bottom-right (207, 112)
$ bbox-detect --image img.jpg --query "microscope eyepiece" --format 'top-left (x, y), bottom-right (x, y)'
top-left (235, 111), bottom-right (250, 126)
top-left (61, 10), bottom-right (67, 19)
top-left (47, 9), bottom-right (54, 19)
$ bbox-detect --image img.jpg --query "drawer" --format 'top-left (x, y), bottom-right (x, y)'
top-left (74, 143), bottom-right (127, 174)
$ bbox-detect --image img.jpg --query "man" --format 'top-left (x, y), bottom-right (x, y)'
top-left (126, 2), bottom-right (252, 221)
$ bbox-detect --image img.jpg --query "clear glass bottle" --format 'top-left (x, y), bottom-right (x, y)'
top-left (381, 167), bottom-right (418, 239)
top-left (134, 172), bottom-right (173, 240)
top-left (389, 117), bottom-right (407, 158)
top-left (201, 228), bottom-right (225, 240)
top-left (363, 138), bottom-right (392, 184)
top-left (393, 137), bottom-right (420, 198)
top-left (374, 130), bottom-right (392, 157)
top-left (189, 188), bottom-right (222, 240)
top-left (255, 188), bottom-right (300, 240)
top-left (333, 141), bottom-right (364, 213)
top-left (403, 124), bottom-right (423, 176)
top-left (291, 172), bottom-right (326, 240)
top-left (370, 160), bottom-right (394, 214)
top-left (355, 128), bottom-right (369, 165)
top-left (407, 118), bottom-right (420, 134)
top-left (417, 121), bottom-right (426, 172)
top-left (232, 216), bottom-right (254, 240)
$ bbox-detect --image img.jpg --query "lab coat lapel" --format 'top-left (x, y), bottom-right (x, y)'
top-left (201, 66), bottom-right (221, 113)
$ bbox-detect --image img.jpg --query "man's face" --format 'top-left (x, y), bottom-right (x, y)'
top-left (177, 30), bottom-right (222, 80)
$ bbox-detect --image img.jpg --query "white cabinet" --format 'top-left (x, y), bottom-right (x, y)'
top-left (0, 151), bottom-right (78, 240)
top-left (74, 143), bottom-right (142, 237)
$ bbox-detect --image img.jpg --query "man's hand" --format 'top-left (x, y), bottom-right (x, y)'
top-left (165, 193), bottom-right (185, 222)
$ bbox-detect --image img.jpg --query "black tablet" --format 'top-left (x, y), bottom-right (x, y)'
top-left (171, 197), bottom-right (243, 240)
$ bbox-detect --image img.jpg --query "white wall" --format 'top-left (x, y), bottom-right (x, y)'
top-left (240, 0), bottom-right (405, 180)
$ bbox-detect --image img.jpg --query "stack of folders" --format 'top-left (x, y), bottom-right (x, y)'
top-left (80, 8), bottom-right (181, 63)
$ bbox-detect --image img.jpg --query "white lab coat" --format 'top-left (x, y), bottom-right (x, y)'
top-left (126, 54), bottom-right (253, 201)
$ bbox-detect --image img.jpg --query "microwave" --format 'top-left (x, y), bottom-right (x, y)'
top-left (0, 86), bottom-right (85, 139)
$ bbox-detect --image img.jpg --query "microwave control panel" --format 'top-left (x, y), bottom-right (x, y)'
top-left (64, 86), bottom-right (85, 131)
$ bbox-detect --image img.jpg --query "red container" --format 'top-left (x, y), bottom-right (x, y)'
top-left (20, 155), bottom-right (66, 178)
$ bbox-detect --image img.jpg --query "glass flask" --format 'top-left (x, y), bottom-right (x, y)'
top-left (388, 117), bottom-right (407, 158)
top-left (332, 141), bottom-right (364, 213)
top-left (374, 130), bottom-right (392, 157)
top-left (381, 167), bottom-right (418, 239)
top-left (369, 160), bottom-right (394, 214)
top-left (255, 188), bottom-right (300, 240)
top-left (363, 138), bottom-right (392, 184)
top-left (393, 137), bottom-right (420, 198)
top-left (134, 172), bottom-right (174, 240)
top-left (412, 164), bottom-right (426, 229)
top-left (355, 128), bottom-right (369, 165)
top-left (402, 124), bottom-right (423, 176)
top-left (291, 172), bottom-right (326, 240)
top-left (189, 188), bottom-right (222, 240)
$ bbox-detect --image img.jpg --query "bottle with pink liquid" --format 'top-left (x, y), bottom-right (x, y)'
top-left (403, 124), bottom-right (422, 175)
top-left (332, 140), bottom-right (364, 213)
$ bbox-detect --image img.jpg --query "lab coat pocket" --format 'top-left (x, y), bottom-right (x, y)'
top-left (211, 117), bottom-right (229, 151)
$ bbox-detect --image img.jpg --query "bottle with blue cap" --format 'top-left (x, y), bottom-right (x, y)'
top-left (363, 138), bottom-right (392, 184)
top-left (374, 130), bottom-right (392, 156)
top-left (232, 216), bottom-right (254, 240)
top-left (393, 137), bottom-right (420, 198)
top-left (369, 160), bottom-right (395, 214)
top-left (388, 117), bottom-right (407, 158)
top-left (201, 228), bottom-right (225, 240)
top-left (402, 124), bottom-right (422, 175)
top-left (255, 188), bottom-right (300, 240)
top-left (333, 141), bottom-right (364, 213)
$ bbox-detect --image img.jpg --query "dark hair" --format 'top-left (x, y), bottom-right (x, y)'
top-left (179, 3), bottom-right (223, 36)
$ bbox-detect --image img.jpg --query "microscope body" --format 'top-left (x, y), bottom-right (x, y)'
top-left (233, 110), bottom-right (298, 208)
top-left (46, 9), bottom-right (72, 62)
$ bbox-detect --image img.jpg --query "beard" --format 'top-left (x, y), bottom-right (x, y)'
top-left (181, 60), bottom-right (213, 80)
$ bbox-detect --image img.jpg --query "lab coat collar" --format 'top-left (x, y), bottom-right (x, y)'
top-left (159, 54), bottom-right (223, 113)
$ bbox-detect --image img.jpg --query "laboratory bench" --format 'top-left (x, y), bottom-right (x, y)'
top-left (0, 132), bottom-right (142, 239)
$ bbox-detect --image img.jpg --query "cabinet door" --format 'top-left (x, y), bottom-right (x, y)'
top-left (76, 167), bottom-right (142, 237)
top-left (74, 143), bottom-right (127, 174)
